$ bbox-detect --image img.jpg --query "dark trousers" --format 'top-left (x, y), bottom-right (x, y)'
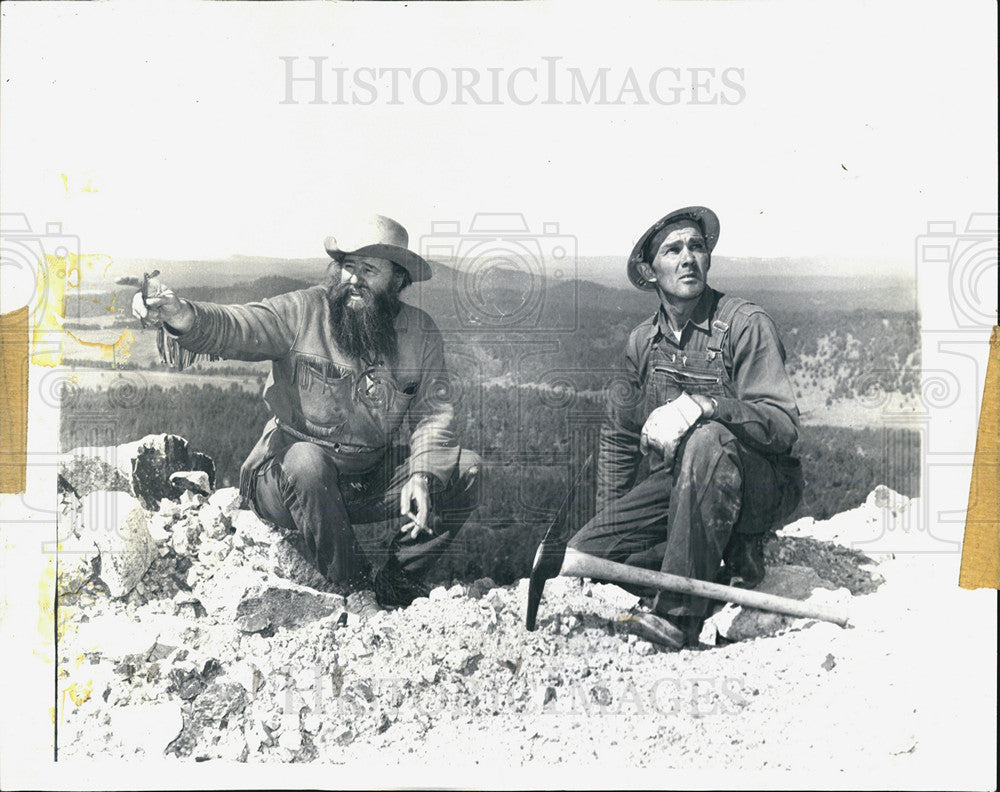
top-left (568, 422), bottom-right (782, 620)
top-left (251, 442), bottom-right (482, 585)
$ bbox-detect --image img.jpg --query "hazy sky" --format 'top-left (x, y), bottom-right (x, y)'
top-left (2, 1), bottom-right (996, 276)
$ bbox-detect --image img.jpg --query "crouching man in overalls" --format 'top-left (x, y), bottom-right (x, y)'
top-left (567, 206), bottom-right (803, 648)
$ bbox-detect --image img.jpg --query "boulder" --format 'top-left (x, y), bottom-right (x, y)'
top-left (194, 566), bottom-right (271, 617)
top-left (120, 434), bottom-right (199, 508)
top-left (189, 452), bottom-right (216, 489)
top-left (80, 491), bottom-right (155, 599)
top-left (707, 564), bottom-right (840, 642)
top-left (60, 434), bottom-right (216, 510)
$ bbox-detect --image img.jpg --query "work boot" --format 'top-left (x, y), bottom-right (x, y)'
top-left (618, 611), bottom-right (685, 650)
top-left (667, 613), bottom-right (706, 646)
top-left (723, 530), bottom-right (768, 589)
top-left (373, 557), bottom-right (430, 609)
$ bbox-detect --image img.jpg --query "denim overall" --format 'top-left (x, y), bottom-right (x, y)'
top-left (643, 298), bottom-right (742, 475)
top-left (569, 294), bottom-right (802, 620)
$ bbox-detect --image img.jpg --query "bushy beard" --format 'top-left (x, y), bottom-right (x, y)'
top-left (328, 282), bottom-right (400, 363)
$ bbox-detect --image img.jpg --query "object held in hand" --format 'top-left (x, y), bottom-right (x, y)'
top-left (138, 270), bottom-right (161, 328)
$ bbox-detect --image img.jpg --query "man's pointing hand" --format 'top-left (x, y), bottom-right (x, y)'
top-left (131, 276), bottom-right (195, 333)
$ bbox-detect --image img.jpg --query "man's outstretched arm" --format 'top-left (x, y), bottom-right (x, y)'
top-left (133, 277), bottom-right (299, 362)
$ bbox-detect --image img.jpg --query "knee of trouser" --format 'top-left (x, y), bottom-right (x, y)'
top-left (279, 441), bottom-right (336, 492)
top-left (677, 422), bottom-right (740, 482)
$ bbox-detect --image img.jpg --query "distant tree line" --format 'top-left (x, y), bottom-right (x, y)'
top-left (61, 381), bottom-right (919, 585)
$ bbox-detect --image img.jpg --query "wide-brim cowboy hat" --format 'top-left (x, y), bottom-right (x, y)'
top-left (627, 206), bottom-right (720, 291)
top-left (324, 215), bottom-right (432, 283)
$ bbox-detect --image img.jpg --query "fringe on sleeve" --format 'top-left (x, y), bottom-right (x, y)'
top-left (156, 325), bottom-right (220, 371)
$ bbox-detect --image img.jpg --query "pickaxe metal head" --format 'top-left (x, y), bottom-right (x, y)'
top-left (525, 454), bottom-right (592, 631)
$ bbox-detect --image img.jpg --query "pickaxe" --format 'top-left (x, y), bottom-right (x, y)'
top-left (525, 457), bottom-right (850, 631)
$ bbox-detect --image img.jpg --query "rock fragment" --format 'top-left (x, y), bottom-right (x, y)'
top-left (467, 577), bottom-right (497, 599)
top-left (707, 564), bottom-right (841, 642)
top-left (236, 612), bottom-right (272, 634)
top-left (428, 586), bottom-right (448, 600)
top-left (167, 682), bottom-right (249, 758)
top-left (57, 534), bottom-right (100, 597)
top-left (85, 492), bottom-right (155, 599)
top-left (170, 470), bottom-right (212, 497)
top-left (443, 650), bottom-right (482, 675)
top-left (58, 447), bottom-right (132, 500)
top-left (236, 581), bottom-right (346, 632)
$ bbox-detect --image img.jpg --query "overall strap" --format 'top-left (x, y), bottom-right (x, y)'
top-left (707, 293), bottom-right (752, 355)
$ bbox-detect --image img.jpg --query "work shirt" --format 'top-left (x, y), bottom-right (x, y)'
top-left (168, 286), bottom-right (461, 501)
top-left (597, 286), bottom-right (800, 512)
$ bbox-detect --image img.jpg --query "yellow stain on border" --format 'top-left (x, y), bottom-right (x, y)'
top-left (36, 557), bottom-right (73, 660)
top-left (60, 172), bottom-right (100, 194)
top-left (65, 328), bottom-right (135, 364)
top-left (67, 680), bottom-right (93, 706)
top-left (43, 552), bottom-right (98, 724)
top-left (31, 252), bottom-right (133, 366)
top-left (37, 557), bottom-right (56, 653)
top-left (31, 254), bottom-right (69, 366)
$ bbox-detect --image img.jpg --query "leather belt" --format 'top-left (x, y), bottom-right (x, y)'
top-left (275, 419), bottom-right (382, 456)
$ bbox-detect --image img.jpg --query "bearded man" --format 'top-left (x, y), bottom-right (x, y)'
top-left (567, 206), bottom-right (803, 648)
top-left (132, 216), bottom-right (482, 607)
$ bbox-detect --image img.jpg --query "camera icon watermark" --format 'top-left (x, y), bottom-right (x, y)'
top-left (858, 212), bottom-right (1000, 557)
top-left (419, 213), bottom-right (578, 334)
top-left (0, 213), bottom-right (80, 335)
top-left (916, 213), bottom-right (998, 331)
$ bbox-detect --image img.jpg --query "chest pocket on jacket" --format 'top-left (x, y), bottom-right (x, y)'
top-left (647, 351), bottom-right (726, 410)
top-left (292, 357), bottom-right (355, 429)
top-left (355, 369), bottom-right (418, 435)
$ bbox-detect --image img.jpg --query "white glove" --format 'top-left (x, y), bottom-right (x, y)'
top-left (640, 392), bottom-right (705, 463)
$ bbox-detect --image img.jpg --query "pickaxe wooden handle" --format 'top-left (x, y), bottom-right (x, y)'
top-left (559, 547), bottom-right (850, 627)
top-left (523, 452), bottom-right (849, 631)
top-left (526, 541), bottom-right (849, 631)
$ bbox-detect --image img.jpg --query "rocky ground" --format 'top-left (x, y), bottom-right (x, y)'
top-left (52, 435), bottom-right (996, 787)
